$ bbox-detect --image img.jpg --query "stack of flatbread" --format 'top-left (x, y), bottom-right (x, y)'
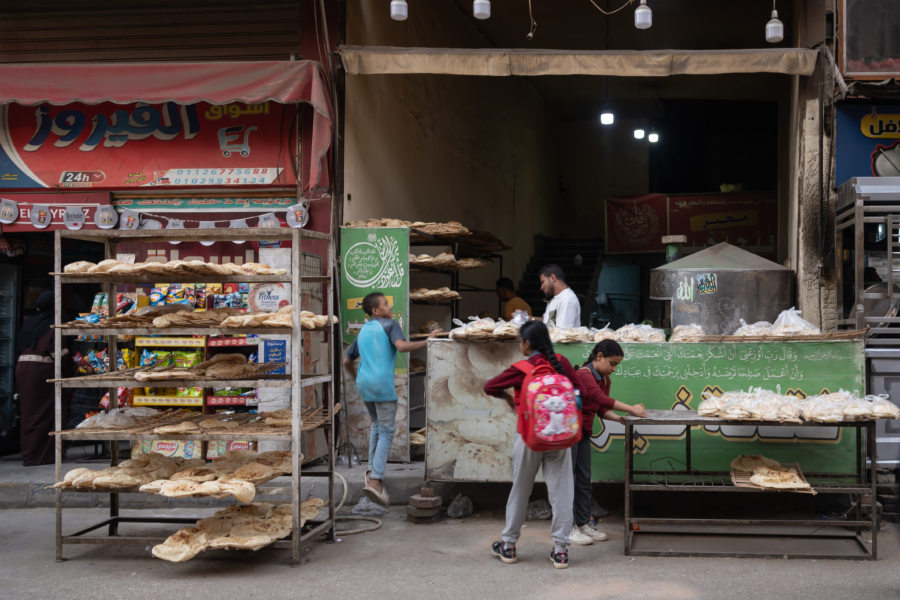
top-left (669, 324), bottom-right (706, 342)
top-left (151, 308), bottom-right (243, 328)
top-left (697, 388), bottom-right (803, 423)
top-left (345, 218), bottom-right (471, 237)
top-left (615, 323), bottom-right (667, 342)
top-left (456, 257), bottom-right (487, 269)
top-left (549, 327), bottom-right (596, 344)
top-left (218, 305), bottom-right (336, 329)
top-left (730, 454), bottom-right (812, 491)
top-left (53, 453), bottom-right (208, 490)
top-left (138, 449), bottom-right (295, 504)
top-left (345, 218), bottom-right (412, 228)
top-left (410, 287), bottom-right (461, 301)
top-left (152, 499), bottom-right (325, 562)
top-left (132, 353), bottom-right (284, 382)
top-left (62, 259), bottom-right (287, 277)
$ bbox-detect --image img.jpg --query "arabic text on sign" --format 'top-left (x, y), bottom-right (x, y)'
top-left (861, 113), bottom-right (900, 139)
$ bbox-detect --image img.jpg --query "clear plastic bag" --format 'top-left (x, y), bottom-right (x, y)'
top-left (733, 319), bottom-right (772, 336)
top-left (771, 307), bottom-right (821, 336)
top-left (669, 324), bottom-right (705, 342)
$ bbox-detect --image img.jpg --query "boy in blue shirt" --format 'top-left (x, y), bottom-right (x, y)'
top-left (343, 292), bottom-right (441, 505)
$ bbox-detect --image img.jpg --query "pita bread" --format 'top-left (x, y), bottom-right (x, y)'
top-left (749, 466), bottom-right (811, 490)
top-left (92, 472), bottom-right (142, 489)
top-left (170, 468), bottom-right (218, 482)
top-left (256, 450), bottom-right (292, 467)
top-left (152, 527), bottom-right (207, 562)
top-left (72, 470), bottom-right (105, 488)
top-left (232, 462), bottom-right (275, 485)
top-left (53, 467), bottom-right (95, 488)
top-left (87, 259), bottom-right (120, 273)
top-left (218, 503), bottom-right (274, 518)
top-left (63, 261), bottom-right (95, 274)
top-left (730, 454), bottom-right (781, 472)
top-left (153, 421), bottom-right (201, 435)
top-left (300, 497), bottom-right (327, 525)
top-left (218, 479), bottom-right (256, 503)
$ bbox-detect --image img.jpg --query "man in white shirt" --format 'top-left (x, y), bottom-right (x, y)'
top-left (539, 264), bottom-right (581, 328)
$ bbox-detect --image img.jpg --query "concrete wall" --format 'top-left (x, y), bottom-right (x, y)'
top-left (344, 1), bottom-right (560, 287)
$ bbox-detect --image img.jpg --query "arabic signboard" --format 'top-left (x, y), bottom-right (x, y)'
top-left (0, 191), bottom-right (111, 232)
top-left (340, 226), bottom-right (410, 461)
top-left (605, 192), bottom-right (777, 257)
top-left (0, 102), bottom-right (296, 189)
top-left (835, 103), bottom-right (900, 185)
top-left (426, 339), bottom-right (863, 482)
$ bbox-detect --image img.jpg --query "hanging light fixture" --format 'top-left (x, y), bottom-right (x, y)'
top-left (634, 0), bottom-right (652, 30)
top-left (633, 127), bottom-right (646, 140)
top-left (648, 130), bottom-right (660, 143)
top-left (765, 1), bottom-right (784, 43)
top-left (473, 0), bottom-right (490, 20)
top-left (390, 0), bottom-right (408, 21)
top-left (600, 108), bottom-right (615, 126)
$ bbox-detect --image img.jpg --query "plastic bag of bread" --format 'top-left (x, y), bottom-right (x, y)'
top-left (696, 393), bottom-right (725, 417)
top-left (869, 395), bottom-right (900, 419)
top-left (669, 324), bottom-right (705, 342)
top-left (770, 307), bottom-right (821, 336)
top-left (733, 319), bottom-right (773, 336)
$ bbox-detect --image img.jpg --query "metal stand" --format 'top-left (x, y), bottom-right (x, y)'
top-left (624, 410), bottom-right (878, 560)
top-left (52, 227), bottom-right (336, 565)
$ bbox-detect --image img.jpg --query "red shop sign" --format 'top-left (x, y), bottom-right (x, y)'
top-left (0, 191), bottom-right (111, 232)
top-left (0, 102), bottom-right (296, 190)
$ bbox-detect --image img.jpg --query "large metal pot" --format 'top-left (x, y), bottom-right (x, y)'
top-left (649, 243), bottom-right (793, 335)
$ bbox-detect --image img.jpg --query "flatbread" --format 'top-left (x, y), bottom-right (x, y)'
top-left (153, 421), bottom-right (201, 435)
top-left (232, 462), bottom-right (275, 485)
top-left (169, 468), bottom-right (218, 482)
top-left (730, 454), bottom-right (781, 472)
top-left (749, 466), bottom-right (811, 490)
top-left (63, 261), bottom-right (95, 273)
top-left (151, 527), bottom-right (207, 562)
top-left (218, 479), bottom-right (256, 503)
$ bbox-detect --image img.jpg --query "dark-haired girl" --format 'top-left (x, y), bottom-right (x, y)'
top-left (568, 339), bottom-right (647, 546)
top-left (483, 320), bottom-right (584, 569)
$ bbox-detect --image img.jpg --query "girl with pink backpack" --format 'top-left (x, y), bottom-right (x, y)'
top-left (483, 321), bottom-right (584, 569)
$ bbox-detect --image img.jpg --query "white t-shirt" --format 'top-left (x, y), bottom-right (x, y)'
top-left (543, 287), bottom-right (581, 328)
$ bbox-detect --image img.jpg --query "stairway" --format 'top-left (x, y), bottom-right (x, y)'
top-left (518, 236), bottom-right (604, 324)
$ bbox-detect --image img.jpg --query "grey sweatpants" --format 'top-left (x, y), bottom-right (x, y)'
top-left (501, 434), bottom-right (574, 548)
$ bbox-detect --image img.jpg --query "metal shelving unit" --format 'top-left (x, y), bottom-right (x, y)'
top-left (51, 227), bottom-right (336, 565)
top-left (624, 410), bottom-right (878, 560)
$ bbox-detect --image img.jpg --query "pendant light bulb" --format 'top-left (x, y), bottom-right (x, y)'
top-left (633, 128), bottom-right (646, 140)
top-left (634, 0), bottom-right (652, 30)
top-left (648, 131), bottom-right (660, 143)
top-left (600, 108), bottom-right (615, 126)
top-left (765, 9), bottom-right (784, 43)
top-left (391, 0), bottom-right (408, 21)
top-left (473, 0), bottom-right (490, 20)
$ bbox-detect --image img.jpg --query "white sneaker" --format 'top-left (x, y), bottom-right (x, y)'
top-left (581, 524), bottom-right (608, 542)
top-left (568, 526), bottom-right (593, 546)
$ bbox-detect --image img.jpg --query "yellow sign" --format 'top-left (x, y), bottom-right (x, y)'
top-left (346, 295), bottom-right (394, 311)
top-left (861, 113), bottom-right (900, 139)
top-left (688, 210), bottom-right (758, 232)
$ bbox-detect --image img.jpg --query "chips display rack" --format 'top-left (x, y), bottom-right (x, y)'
top-left (51, 227), bottom-right (337, 565)
top-left (623, 409), bottom-right (878, 560)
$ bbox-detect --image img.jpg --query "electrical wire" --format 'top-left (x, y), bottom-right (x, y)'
top-left (588, 0), bottom-right (634, 16)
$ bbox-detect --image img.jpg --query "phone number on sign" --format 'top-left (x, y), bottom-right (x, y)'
top-left (158, 168), bottom-right (282, 185)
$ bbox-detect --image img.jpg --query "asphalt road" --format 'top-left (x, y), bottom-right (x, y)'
top-left (1, 507), bottom-right (898, 600)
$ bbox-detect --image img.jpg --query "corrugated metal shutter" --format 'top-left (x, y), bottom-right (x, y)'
top-left (0, 0), bottom-right (303, 63)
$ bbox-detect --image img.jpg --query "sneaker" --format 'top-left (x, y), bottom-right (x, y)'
top-left (581, 524), bottom-right (608, 542)
top-left (550, 548), bottom-right (569, 569)
top-left (491, 541), bottom-right (517, 564)
top-left (568, 525), bottom-right (593, 546)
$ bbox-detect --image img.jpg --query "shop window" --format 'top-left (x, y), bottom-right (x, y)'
top-left (842, 0), bottom-right (900, 77)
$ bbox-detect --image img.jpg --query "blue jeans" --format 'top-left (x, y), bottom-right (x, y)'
top-left (365, 401), bottom-right (398, 480)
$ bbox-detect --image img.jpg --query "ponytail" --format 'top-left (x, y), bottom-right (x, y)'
top-left (519, 321), bottom-right (565, 375)
top-left (582, 339), bottom-right (624, 368)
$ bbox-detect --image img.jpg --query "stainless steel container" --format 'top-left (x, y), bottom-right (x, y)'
top-left (649, 242), bottom-right (793, 335)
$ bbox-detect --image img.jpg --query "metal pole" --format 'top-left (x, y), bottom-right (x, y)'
top-left (624, 420), bottom-right (633, 555)
top-left (291, 228), bottom-right (302, 565)
top-left (54, 231), bottom-right (64, 561)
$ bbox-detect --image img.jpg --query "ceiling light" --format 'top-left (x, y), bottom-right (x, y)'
top-left (633, 128), bottom-right (646, 140)
top-left (634, 0), bottom-right (652, 30)
top-left (600, 107), bottom-right (615, 126)
top-left (473, 0), bottom-right (490, 20)
top-left (766, 1), bottom-right (784, 43)
top-left (648, 131), bottom-right (659, 143)
top-left (391, 0), bottom-right (408, 21)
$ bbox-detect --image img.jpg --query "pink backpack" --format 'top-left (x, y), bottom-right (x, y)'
top-left (513, 359), bottom-right (582, 451)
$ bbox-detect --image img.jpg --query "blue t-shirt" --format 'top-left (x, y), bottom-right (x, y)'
top-left (346, 318), bottom-right (404, 402)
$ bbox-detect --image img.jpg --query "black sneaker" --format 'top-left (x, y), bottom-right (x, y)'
top-left (550, 548), bottom-right (569, 569)
top-left (491, 541), bottom-right (517, 564)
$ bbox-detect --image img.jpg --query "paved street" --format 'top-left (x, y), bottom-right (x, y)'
top-left (1, 507), bottom-right (898, 600)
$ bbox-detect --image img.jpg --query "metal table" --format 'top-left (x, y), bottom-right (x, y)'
top-left (624, 410), bottom-right (878, 560)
